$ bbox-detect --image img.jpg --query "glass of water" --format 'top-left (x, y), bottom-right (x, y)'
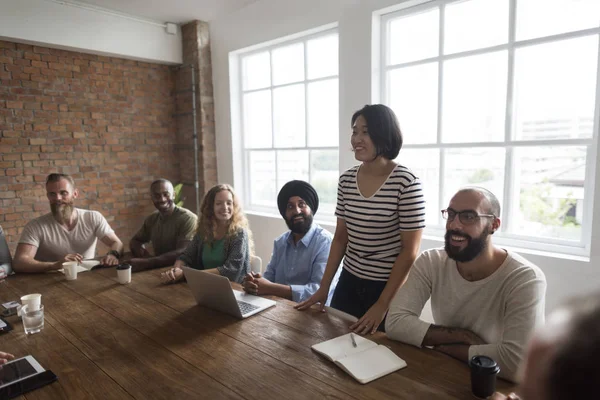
top-left (22, 304), bottom-right (44, 334)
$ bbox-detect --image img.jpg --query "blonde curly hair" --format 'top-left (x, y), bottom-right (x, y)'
top-left (196, 184), bottom-right (254, 253)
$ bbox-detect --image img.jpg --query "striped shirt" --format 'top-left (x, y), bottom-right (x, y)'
top-left (335, 164), bottom-right (426, 281)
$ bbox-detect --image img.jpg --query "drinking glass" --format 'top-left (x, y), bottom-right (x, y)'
top-left (22, 304), bottom-right (44, 334)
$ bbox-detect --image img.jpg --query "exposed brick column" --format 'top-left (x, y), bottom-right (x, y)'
top-left (174, 20), bottom-right (216, 214)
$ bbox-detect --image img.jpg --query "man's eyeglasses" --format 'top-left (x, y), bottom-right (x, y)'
top-left (441, 208), bottom-right (496, 225)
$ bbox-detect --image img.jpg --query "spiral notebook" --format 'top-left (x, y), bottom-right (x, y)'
top-left (311, 333), bottom-right (407, 384)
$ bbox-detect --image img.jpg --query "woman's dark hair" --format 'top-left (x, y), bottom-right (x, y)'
top-left (351, 104), bottom-right (403, 160)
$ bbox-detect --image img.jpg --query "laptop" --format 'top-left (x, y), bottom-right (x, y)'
top-left (182, 267), bottom-right (276, 318)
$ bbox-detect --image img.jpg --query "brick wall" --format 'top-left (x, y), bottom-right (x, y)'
top-left (0, 40), bottom-right (182, 253)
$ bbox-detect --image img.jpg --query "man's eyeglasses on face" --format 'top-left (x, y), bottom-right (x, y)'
top-left (441, 208), bottom-right (496, 225)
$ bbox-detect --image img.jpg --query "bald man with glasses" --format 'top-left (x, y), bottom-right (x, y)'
top-left (385, 187), bottom-right (546, 383)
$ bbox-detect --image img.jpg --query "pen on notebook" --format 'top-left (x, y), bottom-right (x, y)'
top-left (350, 333), bottom-right (357, 348)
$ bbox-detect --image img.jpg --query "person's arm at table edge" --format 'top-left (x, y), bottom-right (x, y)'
top-left (467, 275), bottom-right (547, 382)
top-left (243, 240), bottom-right (293, 299)
top-left (371, 229), bottom-right (423, 307)
top-left (295, 218), bottom-right (347, 310)
top-left (130, 239), bottom-right (192, 272)
top-left (129, 237), bottom-right (150, 258)
top-left (99, 232), bottom-right (124, 265)
top-left (12, 243), bottom-right (62, 273)
top-left (350, 228), bottom-right (423, 334)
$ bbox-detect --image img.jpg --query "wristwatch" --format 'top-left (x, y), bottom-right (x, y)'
top-left (107, 250), bottom-right (120, 258)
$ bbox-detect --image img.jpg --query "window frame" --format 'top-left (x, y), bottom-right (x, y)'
top-left (235, 27), bottom-right (340, 219)
top-left (380, 0), bottom-right (600, 257)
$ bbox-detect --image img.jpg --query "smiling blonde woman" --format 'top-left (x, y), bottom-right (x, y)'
top-left (160, 184), bottom-right (253, 284)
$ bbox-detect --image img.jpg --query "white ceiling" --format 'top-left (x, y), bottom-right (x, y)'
top-left (72, 0), bottom-right (260, 23)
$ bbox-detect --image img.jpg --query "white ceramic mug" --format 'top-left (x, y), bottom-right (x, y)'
top-left (63, 261), bottom-right (79, 281)
top-left (116, 264), bottom-right (131, 284)
top-left (20, 293), bottom-right (42, 312)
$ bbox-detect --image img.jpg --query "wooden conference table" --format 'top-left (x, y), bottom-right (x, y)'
top-left (1, 268), bottom-right (516, 399)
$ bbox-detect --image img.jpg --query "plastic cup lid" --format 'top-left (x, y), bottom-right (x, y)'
top-left (469, 355), bottom-right (501, 374)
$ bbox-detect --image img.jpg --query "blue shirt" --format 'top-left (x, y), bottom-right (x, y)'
top-left (264, 223), bottom-right (336, 303)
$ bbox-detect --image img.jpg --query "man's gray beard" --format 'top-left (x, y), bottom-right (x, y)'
top-left (52, 203), bottom-right (74, 224)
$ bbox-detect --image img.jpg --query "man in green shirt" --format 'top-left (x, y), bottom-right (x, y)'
top-left (129, 179), bottom-right (197, 272)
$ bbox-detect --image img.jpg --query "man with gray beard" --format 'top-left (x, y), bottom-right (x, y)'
top-left (385, 187), bottom-right (546, 382)
top-left (13, 173), bottom-right (123, 273)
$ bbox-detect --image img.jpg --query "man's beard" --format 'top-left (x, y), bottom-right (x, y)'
top-left (285, 212), bottom-right (313, 235)
top-left (444, 227), bottom-right (490, 262)
top-left (51, 202), bottom-right (74, 224)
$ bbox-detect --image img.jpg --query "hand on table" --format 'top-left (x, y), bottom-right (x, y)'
top-left (100, 254), bottom-right (119, 266)
top-left (242, 272), bottom-right (259, 294)
top-left (160, 261), bottom-right (184, 284)
top-left (53, 253), bottom-right (83, 270)
top-left (0, 351), bottom-right (15, 365)
top-left (295, 287), bottom-right (328, 311)
top-left (349, 300), bottom-right (388, 335)
top-left (242, 272), bottom-right (273, 296)
top-left (129, 258), bottom-right (150, 273)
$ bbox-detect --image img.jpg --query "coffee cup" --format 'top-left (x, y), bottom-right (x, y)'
top-left (20, 293), bottom-right (42, 312)
top-left (63, 261), bottom-right (79, 280)
top-left (469, 355), bottom-right (501, 398)
top-left (116, 263), bottom-right (131, 284)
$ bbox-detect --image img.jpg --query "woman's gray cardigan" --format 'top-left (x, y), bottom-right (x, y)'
top-left (178, 228), bottom-right (250, 284)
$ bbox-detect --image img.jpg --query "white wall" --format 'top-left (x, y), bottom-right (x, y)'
top-left (210, 0), bottom-right (600, 314)
top-left (0, 0), bottom-right (182, 64)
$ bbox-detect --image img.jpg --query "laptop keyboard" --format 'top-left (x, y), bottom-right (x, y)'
top-left (237, 301), bottom-right (260, 315)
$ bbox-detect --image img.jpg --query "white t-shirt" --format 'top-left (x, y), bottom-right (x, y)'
top-left (19, 208), bottom-right (114, 261)
top-left (385, 248), bottom-right (546, 381)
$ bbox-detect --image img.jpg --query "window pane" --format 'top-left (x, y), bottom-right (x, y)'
top-left (388, 63), bottom-right (438, 144)
top-left (272, 43), bottom-right (304, 86)
top-left (513, 36), bottom-right (598, 141)
top-left (249, 151), bottom-right (276, 206)
top-left (510, 146), bottom-right (586, 241)
top-left (388, 8), bottom-right (439, 65)
top-left (273, 84), bottom-right (305, 148)
top-left (442, 51), bottom-right (507, 143)
top-left (517, 0), bottom-right (600, 41)
top-left (243, 90), bottom-right (272, 148)
top-left (310, 150), bottom-right (339, 217)
top-left (442, 148), bottom-right (506, 210)
top-left (242, 51), bottom-right (270, 91)
top-left (444, 0), bottom-right (508, 54)
top-left (277, 150), bottom-right (309, 189)
top-left (397, 149), bottom-right (440, 226)
top-left (307, 79), bottom-right (338, 147)
top-left (307, 34), bottom-right (338, 79)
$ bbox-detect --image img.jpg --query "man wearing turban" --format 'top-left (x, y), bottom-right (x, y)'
top-left (242, 180), bottom-right (336, 303)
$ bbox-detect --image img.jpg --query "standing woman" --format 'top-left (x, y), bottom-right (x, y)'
top-left (160, 184), bottom-right (253, 284)
top-left (297, 104), bottom-right (425, 334)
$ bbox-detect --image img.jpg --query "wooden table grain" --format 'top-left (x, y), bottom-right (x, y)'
top-left (1, 268), bottom-right (516, 399)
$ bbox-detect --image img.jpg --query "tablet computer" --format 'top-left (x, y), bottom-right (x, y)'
top-left (0, 355), bottom-right (45, 389)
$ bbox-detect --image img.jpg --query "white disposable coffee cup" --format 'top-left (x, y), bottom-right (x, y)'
top-left (20, 293), bottom-right (42, 312)
top-left (63, 261), bottom-right (79, 281)
top-left (116, 264), bottom-right (131, 284)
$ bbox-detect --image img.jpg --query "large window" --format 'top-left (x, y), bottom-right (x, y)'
top-left (382, 0), bottom-right (600, 254)
top-left (238, 29), bottom-right (339, 217)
